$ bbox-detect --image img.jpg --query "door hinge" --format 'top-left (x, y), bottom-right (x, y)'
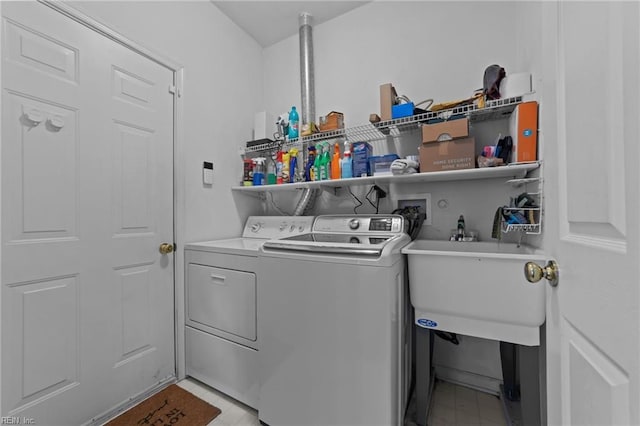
top-left (168, 85), bottom-right (182, 98)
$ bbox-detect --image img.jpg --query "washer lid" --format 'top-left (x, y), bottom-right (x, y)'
top-left (262, 232), bottom-right (408, 257)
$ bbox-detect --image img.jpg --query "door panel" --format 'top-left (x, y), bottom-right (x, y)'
top-left (1, 2), bottom-right (175, 423)
top-left (542, 2), bottom-right (639, 425)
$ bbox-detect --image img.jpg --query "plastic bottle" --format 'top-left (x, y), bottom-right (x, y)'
top-left (252, 157), bottom-right (265, 186)
top-left (313, 144), bottom-right (322, 181)
top-left (319, 143), bottom-right (330, 181)
top-left (276, 151), bottom-right (284, 184)
top-left (266, 155), bottom-right (276, 185)
top-left (305, 146), bottom-right (316, 181)
top-left (288, 106), bottom-right (299, 140)
top-left (341, 150), bottom-right (353, 179)
top-left (289, 148), bottom-right (298, 183)
top-left (331, 143), bottom-right (341, 179)
top-left (456, 215), bottom-right (465, 241)
top-left (282, 151), bottom-right (290, 183)
top-left (243, 158), bottom-right (254, 186)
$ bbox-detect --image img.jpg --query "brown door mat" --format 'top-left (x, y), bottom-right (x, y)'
top-left (104, 384), bottom-right (221, 426)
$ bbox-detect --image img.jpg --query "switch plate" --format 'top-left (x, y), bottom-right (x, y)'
top-left (203, 161), bottom-right (214, 184)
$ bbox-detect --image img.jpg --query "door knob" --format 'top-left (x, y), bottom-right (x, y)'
top-left (159, 243), bottom-right (174, 254)
top-left (524, 260), bottom-right (559, 287)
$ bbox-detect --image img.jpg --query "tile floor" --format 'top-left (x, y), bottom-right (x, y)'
top-left (177, 378), bottom-right (259, 426)
top-left (178, 377), bottom-right (508, 426)
top-left (427, 380), bottom-right (507, 426)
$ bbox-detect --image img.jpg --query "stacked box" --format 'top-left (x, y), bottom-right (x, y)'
top-left (352, 142), bottom-right (373, 177)
top-left (420, 117), bottom-right (475, 172)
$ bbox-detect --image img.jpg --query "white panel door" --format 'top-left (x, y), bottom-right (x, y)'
top-left (541, 2), bottom-right (639, 425)
top-left (1, 2), bottom-right (175, 424)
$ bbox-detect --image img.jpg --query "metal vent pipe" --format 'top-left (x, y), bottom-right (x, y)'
top-left (299, 12), bottom-right (315, 126)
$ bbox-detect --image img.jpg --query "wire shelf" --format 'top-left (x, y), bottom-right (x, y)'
top-left (244, 96), bottom-right (525, 154)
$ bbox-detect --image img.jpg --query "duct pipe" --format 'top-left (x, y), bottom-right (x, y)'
top-left (299, 12), bottom-right (315, 126)
top-left (293, 12), bottom-right (317, 216)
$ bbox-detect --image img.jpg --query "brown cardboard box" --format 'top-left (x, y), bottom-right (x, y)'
top-left (419, 137), bottom-right (476, 172)
top-left (380, 83), bottom-right (397, 121)
top-left (319, 111), bottom-right (344, 132)
top-left (422, 117), bottom-right (469, 142)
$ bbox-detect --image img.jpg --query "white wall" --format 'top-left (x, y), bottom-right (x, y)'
top-left (264, 1), bottom-right (520, 127)
top-left (69, 0), bottom-right (264, 243)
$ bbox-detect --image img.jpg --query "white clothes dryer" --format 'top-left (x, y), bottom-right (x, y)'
top-left (184, 216), bottom-right (314, 408)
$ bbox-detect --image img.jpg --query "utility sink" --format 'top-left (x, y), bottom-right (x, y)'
top-left (401, 240), bottom-right (546, 346)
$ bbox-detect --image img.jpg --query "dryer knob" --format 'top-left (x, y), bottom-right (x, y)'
top-left (250, 223), bottom-right (262, 233)
top-left (349, 219), bottom-right (360, 230)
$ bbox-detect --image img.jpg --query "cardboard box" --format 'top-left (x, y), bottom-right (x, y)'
top-left (319, 111), bottom-right (344, 132)
top-left (352, 142), bottom-right (373, 177)
top-left (380, 83), bottom-right (397, 121)
top-left (510, 101), bottom-right (538, 163)
top-left (419, 137), bottom-right (476, 172)
top-left (422, 117), bottom-right (469, 143)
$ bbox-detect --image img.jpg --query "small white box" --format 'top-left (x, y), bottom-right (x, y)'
top-left (499, 73), bottom-right (532, 99)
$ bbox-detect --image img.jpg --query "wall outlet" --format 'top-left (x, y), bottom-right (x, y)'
top-left (396, 193), bottom-right (432, 225)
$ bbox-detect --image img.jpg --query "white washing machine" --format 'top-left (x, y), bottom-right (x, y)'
top-left (184, 216), bottom-right (314, 408)
top-left (257, 214), bottom-right (412, 426)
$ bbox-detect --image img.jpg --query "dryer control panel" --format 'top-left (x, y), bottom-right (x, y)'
top-left (312, 215), bottom-right (404, 234)
top-left (242, 216), bottom-right (315, 239)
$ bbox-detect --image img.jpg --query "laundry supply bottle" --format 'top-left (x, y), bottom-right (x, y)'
top-left (289, 147), bottom-right (299, 183)
top-left (266, 154), bottom-right (276, 185)
top-left (331, 143), bottom-right (341, 179)
top-left (305, 146), bottom-right (316, 181)
top-left (243, 158), bottom-right (254, 186)
top-left (320, 143), bottom-right (330, 181)
top-left (313, 144), bottom-right (322, 181)
top-left (341, 150), bottom-right (353, 179)
top-left (282, 151), bottom-right (290, 183)
top-left (252, 157), bottom-right (265, 186)
top-left (288, 106), bottom-right (299, 140)
top-left (276, 151), bottom-right (284, 184)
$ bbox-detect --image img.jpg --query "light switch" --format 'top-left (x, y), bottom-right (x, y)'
top-left (203, 161), bottom-right (214, 185)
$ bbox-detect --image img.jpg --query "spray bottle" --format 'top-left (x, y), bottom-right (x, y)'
top-left (252, 157), bottom-right (265, 186)
top-left (318, 143), bottom-right (329, 181)
top-left (341, 150), bottom-right (353, 179)
top-left (331, 143), bottom-right (341, 180)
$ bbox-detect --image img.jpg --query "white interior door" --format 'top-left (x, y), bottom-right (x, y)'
top-left (1, 2), bottom-right (176, 424)
top-left (542, 2), bottom-right (639, 424)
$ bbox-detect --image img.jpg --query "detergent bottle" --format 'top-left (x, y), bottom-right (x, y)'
top-left (305, 146), bottom-right (316, 181)
top-left (276, 151), bottom-right (284, 184)
top-left (313, 144), bottom-right (322, 181)
top-left (282, 151), bottom-right (290, 183)
top-left (289, 147), bottom-right (299, 183)
top-left (331, 143), bottom-right (341, 179)
top-left (288, 106), bottom-right (299, 140)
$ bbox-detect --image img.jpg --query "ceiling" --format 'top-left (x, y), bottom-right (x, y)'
top-left (211, 1), bottom-right (370, 47)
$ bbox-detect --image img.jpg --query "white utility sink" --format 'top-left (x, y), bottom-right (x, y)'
top-left (401, 240), bottom-right (546, 346)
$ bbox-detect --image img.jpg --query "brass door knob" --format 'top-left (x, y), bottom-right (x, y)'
top-left (524, 260), bottom-right (559, 287)
top-left (159, 243), bottom-right (174, 254)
